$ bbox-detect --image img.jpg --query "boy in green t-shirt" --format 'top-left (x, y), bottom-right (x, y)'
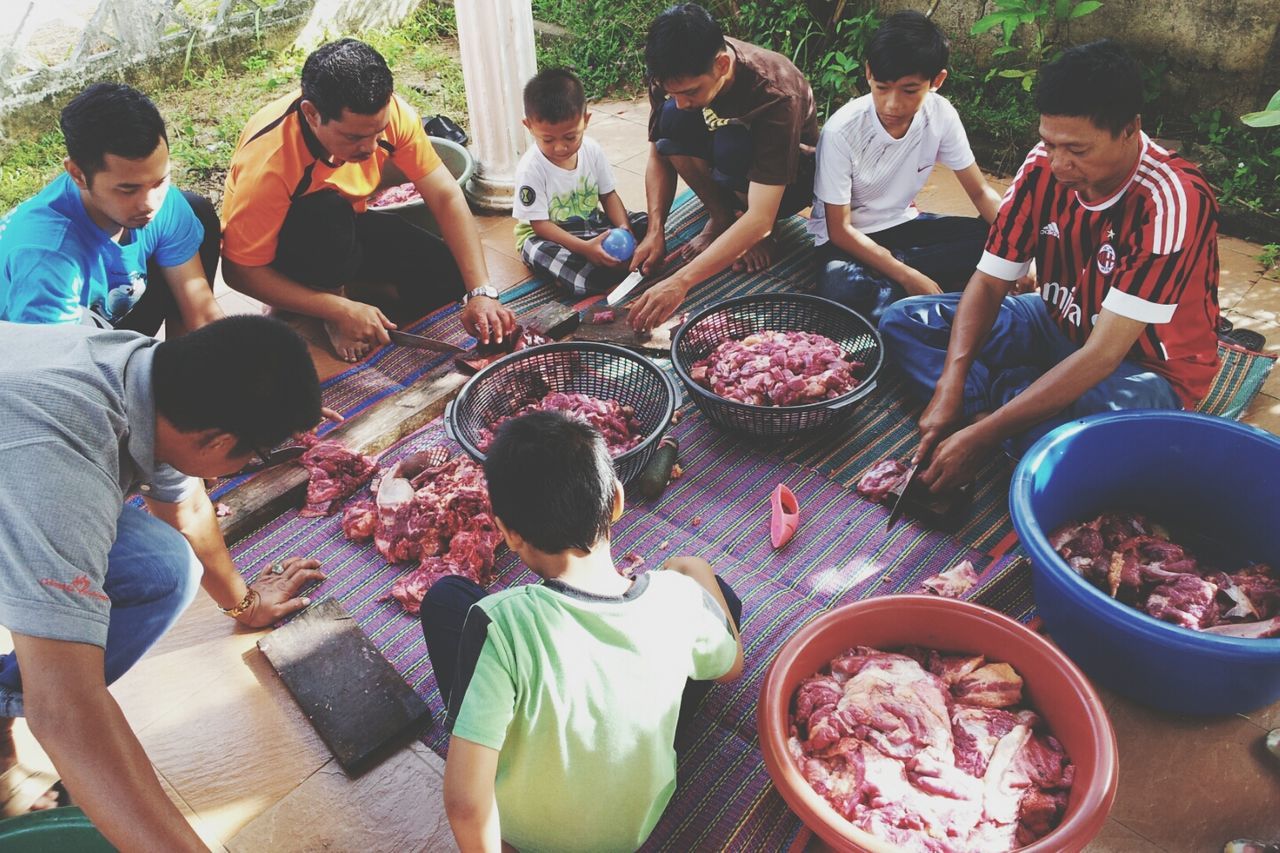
top-left (420, 411), bottom-right (743, 852)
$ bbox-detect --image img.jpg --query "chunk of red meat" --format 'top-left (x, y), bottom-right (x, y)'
top-left (342, 452), bottom-right (505, 612)
top-left (926, 652), bottom-right (986, 687)
top-left (368, 181), bottom-right (420, 207)
top-left (476, 391), bottom-right (644, 457)
top-left (690, 330), bottom-right (861, 407)
top-left (1016, 788), bottom-right (1069, 847)
top-left (297, 437), bottom-right (377, 517)
top-left (952, 662), bottom-right (1023, 708)
top-left (1226, 564), bottom-right (1280, 620)
top-left (856, 458), bottom-right (909, 502)
top-left (922, 559), bottom-right (980, 598)
top-left (341, 499), bottom-right (376, 541)
top-left (1146, 573), bottom-right (1220, 630)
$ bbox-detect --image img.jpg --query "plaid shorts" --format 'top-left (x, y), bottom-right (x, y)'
top-left (521, 210), bottom-right (649, 296)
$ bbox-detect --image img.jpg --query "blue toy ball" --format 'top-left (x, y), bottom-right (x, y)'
top-left (602, 228), bottom-right (636, 262)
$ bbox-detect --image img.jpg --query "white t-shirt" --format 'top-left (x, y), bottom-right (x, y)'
top-left (513, 136), bottom-right (617, 250)
top-left (808, 92), bottom-right (975, 245)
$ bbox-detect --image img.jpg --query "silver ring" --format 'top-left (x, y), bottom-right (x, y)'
top-left (269, 562), bottom-right (285, 575)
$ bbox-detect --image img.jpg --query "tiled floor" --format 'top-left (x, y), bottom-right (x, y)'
top-left (2, 98), bottom-right (1278, 850)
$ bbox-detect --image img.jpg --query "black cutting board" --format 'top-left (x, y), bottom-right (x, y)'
top-left (257, 598), bottom-right (432, 774)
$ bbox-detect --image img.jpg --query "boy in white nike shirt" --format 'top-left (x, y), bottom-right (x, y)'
top-left (809, 11), bottom-right (1005, 321)
top-left (514, 68), bottom-right (648, 296)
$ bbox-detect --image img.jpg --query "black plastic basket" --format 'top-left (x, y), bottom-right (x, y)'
top-left (670, 293), bottom-right (883, 437)
top-left (444, 341), bottom-right (679, 484)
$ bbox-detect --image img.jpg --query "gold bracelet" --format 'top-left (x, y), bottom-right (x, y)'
top-left (219, 588), bottom-right (257, 619)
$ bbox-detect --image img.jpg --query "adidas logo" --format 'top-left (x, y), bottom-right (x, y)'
top-left (1039, 222), bottom-right (1061, 238)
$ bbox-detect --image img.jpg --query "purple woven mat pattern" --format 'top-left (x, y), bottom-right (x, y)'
top-left (230, 409), bottom-right (1026, 851)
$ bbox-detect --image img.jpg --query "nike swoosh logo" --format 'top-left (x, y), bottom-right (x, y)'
top-left (917, 165), bottom-right (932, 172)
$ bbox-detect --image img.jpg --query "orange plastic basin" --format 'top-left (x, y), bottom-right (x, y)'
top-left (757, 595), bottom-right (1118, 852)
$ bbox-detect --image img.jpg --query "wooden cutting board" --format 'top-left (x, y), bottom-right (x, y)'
top-left (571, 305), bottom-right (680, 355)
top-left (454, 303), bottom-right (582, 374)
top-left (257, 599), bottom-right (432, 775)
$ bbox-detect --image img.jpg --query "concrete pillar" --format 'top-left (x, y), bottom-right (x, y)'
top-left (455, 0), bottom-right (537, 212)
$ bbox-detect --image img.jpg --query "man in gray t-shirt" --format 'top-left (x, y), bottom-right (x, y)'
top-left (0, 315), bottom-right (325, 850)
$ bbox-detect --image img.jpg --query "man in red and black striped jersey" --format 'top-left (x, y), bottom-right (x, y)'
top-left (880, 40), bottom-right (1219, 491)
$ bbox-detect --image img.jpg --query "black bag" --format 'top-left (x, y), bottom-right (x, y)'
top-left (423, 115), bottom-right (469, 147)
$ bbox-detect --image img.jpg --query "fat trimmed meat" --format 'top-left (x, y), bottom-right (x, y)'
top-left (691, 330), bottom-right (863, 406)
top-left (788, 646), bottom-right (1073, 851)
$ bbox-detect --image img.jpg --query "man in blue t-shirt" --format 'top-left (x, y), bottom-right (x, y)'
top-left (0, 83), bottom-right (222, 336)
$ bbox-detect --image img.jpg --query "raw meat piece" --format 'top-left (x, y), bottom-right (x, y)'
top-left (214, 502), bottom-right (233, 518)
top-left (339, 450), bottom-right (504, 613)
top-left (1145, 574), bottom-right (1220, 629)
top-left (1203, 616), bottom-right (1280, 639)
top-left (1051, 511), bottom-right (1280, 638)
top-left (341, 499), bottom-right (376, 541)
top-left (922, 560), bottom-right (980, 598)
top-left (952, 663), bottom-right (1023, 708)
top-left (690, 330), bottom-right (862, 407)
top-left (591, 309), bottom-right (616, 324)
top-left (787, 646), bottom-right (1073, 851)
top-left (368, 181), bottom-right (420, 207)
top-left (476, 391), bottom-right (644, 457)
top-left (297, 434), bottom-right (377, 517)
top-left (856, 458), bottom-right (909, 502)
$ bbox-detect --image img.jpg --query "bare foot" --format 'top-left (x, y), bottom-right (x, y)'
top-left (323, 321), bottom-right (370, 364)
top-left (731, 235), bottom-right (777, 273)
top-left (680, 216), bottom-right (732, 260)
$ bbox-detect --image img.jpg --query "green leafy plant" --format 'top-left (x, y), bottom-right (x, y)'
top-left (1242, 90), bottom-right (1280, 129)
top-left (971, 0), bottom-right (1103, 92)
top-left (1258, 243), bottom-right (1280, 271)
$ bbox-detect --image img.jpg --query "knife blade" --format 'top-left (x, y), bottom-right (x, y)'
top-left (605, 270), bottom-right (644, 306)
top-left (237, 444), bottom-right (307, 475)
top-left (604, 251), bottom-right (694, 307)
top-left (387, 329), bottom-right (467, 354)
top-left (884, 464), bottom-right (919, 531)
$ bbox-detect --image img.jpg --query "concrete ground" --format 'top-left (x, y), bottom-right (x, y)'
top-left (1, 97), bottom-right (1277, 851)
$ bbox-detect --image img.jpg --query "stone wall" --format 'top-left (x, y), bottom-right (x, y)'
top-left (876, 0), bottom-right (1280, 116)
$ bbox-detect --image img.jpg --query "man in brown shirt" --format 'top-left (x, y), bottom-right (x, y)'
top-left (630, 3), bottom-right (818, 329)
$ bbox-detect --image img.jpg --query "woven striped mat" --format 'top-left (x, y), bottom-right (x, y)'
top-left (230, 409), bottom-right (1028, 852)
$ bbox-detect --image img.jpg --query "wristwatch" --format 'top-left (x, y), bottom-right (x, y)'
top-left (462, 284), bottom-right (499, 305)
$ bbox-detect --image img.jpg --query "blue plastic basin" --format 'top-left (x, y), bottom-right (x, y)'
top-left (1011, 410), bottom-right (1280, 714)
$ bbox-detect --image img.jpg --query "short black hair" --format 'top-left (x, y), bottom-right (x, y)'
top-left (866, 11), bottom-right (950, 82)
top-left (1036, 39), bottom-right (1143, 136)
top-left (153, 315), bottom-right (321, 453)
top-left (645, 3), bottom-right (727, 82)
top-left (60, 83), bottom-right (168, 184)
top-left (483, 411), bottom-right (616, 554)
top-left (301, 38), bottom-right (394, 122)
top-left (523, 68), bottom-right (587, 125)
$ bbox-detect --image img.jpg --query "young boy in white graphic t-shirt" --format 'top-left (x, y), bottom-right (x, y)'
top-left (809, 11), bottom-right (1008, 322)
top-left (514, 68), bottom-right (648, 296)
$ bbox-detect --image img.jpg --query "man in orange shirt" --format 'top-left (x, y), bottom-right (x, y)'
top-left (221, 39), bottom-right (514, 362)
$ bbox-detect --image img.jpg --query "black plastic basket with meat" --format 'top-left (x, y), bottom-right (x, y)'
top-left (444, 342), bottom-right (679, 485)
top-left (671, 293), bottom-right (884, 437)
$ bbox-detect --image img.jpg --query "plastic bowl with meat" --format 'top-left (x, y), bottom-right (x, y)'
top-left (1011, 410), bottom-right (1280, 714)
top-left (758, 596), bottom-right (1117, 853)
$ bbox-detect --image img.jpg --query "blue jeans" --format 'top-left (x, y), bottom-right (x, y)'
top-left (816, 214), bottom-right (989, 324)
top-left (0, 505), bottom-right (202, 717)
top-left (879, 292), bottom-right (1183, 454)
